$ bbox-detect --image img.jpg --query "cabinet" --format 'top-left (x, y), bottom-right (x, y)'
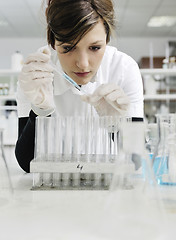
top-left (0, 69), bottom-right (19, 98)
top-left (0, 69), bottom-right (19, 145)
top-left (140, 68), bottom-right (176, 122)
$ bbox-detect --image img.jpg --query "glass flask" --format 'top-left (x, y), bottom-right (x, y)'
top-left (96, 121), bottom-right (168, 240)
top-left (110, 121), bottom-right (155, 191)
top-left (152, 114), bottom-right (176, 185)
top-left (0, 129), bottom-right (13, 206)
top-left (148, 114), bottom-right (176, 215)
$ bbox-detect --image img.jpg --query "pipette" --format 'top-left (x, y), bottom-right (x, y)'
top-left (51, 63), bottom-right (87, 94)
top-left (63, 72), bottom-right (82, 91)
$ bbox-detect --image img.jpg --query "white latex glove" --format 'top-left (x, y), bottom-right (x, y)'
top-left (18, 47), bottom-right (55, 111)
top-left (81, 83), bottom-right (129, 116)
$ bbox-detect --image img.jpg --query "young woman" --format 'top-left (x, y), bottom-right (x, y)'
top-left (15, 0), bottom-right (144, 172)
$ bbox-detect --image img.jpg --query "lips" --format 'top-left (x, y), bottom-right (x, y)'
top-left (74, 72), bottom-right (90, 78)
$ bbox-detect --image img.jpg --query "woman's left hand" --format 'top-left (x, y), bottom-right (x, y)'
top-left (81, 83), bottom-right (129, 116)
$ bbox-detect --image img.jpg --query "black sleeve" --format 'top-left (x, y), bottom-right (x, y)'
top-left (132, 117), bottom-right (143, 122)
top-left (15, 110), bottom-right (37, 173)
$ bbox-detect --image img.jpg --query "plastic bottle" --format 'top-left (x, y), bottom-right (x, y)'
top-left (169, 56), bottom-right (176, 69)
top-left (162, 58), bottom-right (169, 69)
top-left (11, 51), bottom-right (24, 71)
top-left (3, 83), bottom-right (9, 95)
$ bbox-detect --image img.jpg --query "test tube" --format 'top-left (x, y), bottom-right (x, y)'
top-left (72, 116), bottom-right (81, 187)
top-left (103, 116), bottom-right (114, 188)
top-left (53, 117), bottom-right (62, 188)
top-left (42, 117), bottom-right (54, 187)
top-left (33, 117), bottom-right (45, 188)
top-left (93, 117), bottom-right (102, 188)
top-left (33, 116), bottom-right (123, 190)
top-left (61, 116), bottom-right (73, 188)
top-left (83, 116), bottom-right (92, 186)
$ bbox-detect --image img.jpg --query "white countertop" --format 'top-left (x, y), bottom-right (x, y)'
top-left (1, 150), bottom-right (176, 240)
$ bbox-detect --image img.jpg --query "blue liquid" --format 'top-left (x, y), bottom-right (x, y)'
top-left (149, 154), bottom-right (176, 185)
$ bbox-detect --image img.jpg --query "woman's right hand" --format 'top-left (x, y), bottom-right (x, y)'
top-left (18, 47), bottom-right (55, 110)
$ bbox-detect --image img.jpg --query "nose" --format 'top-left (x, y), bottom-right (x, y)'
top-left (75, 51), bottom-right (89, 70)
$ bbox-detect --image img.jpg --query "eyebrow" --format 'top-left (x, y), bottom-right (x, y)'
top-left (56, 40), bottom-right (104, 47)
top-left (91, 40), bottom-right (104, 44)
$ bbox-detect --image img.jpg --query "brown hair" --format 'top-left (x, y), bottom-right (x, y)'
top-left (45, 0), bottom-right (115, 50)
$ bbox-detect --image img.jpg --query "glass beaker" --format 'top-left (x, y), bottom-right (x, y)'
top-left (145, 123), bottom-right (158, 155)
top-left (153, 114), bottom-right (176, 185)
top-left (110, 121), bottom-right (154, 191)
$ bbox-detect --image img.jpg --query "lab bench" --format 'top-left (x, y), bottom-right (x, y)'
top-left (0, 146), bottom-right (176, 240)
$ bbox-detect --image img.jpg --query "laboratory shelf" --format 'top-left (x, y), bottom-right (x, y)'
top-left (140, 68), bottom-right (176, 77)
top-left (144, 94), bottom-right (176, 100)
top-left (0, 69), bottom-right (20, 76)
top-left (0, 69), bottom-right (18, 99)
top-left (141, 69), bottom-right (176, 99)
top-left (0, 95), bottom-right (16, 100)
top-left (0, 105), bottom-right (17, 110)
top-left (0, 69), bottom-right (18, 146)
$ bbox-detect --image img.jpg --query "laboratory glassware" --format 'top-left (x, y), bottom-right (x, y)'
top-left (147, 114), bottom-right (176, 214)
top-left (0, 129), bottom-right (13, 206)
top-left (99, 121), bottom-right (166, 240)
top-left (152, 114), bottom-right (176, 185)
top-left (31, 115), bottom-right (131, 190)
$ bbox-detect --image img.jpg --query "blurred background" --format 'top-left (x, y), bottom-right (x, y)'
top-left (0, 0), bottom-right (175, 66)
top-left (0, 0), bottom-right (176, 145)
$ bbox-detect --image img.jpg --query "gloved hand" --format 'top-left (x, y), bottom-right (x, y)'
top-left (18, 47), bottom-right (55, 111)
top-left (81, 83), bottom-right (129, 116)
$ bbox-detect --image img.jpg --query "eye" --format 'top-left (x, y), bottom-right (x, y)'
top-left (63, 46), bottom-right (71, 51)
top-left (62, 45), bottom-right (75, 53)
top-left (89, 46), bottom-right (101, 51)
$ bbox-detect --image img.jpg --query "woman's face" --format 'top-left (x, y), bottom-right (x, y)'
top-left (54, 20), bottom-right (107, 85)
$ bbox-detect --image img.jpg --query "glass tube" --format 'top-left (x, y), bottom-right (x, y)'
top-left (101, 121), bottom-right (171, 239)
top-left (153, 114), bottom-right (176, 185)
top-left (33, 116), bottom-right (131, 190)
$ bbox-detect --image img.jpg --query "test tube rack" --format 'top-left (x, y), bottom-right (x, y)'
top-left (31, 116), bottom-right (125, 190)
top-left (30, 154), bottom-right (117, 190)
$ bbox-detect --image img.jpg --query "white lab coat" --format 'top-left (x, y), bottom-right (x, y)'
top-left (16, 45), bottom-right (144, 118)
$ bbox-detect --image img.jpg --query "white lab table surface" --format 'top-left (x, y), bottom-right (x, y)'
top-left (1, 147), bottom-right (176, 240)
